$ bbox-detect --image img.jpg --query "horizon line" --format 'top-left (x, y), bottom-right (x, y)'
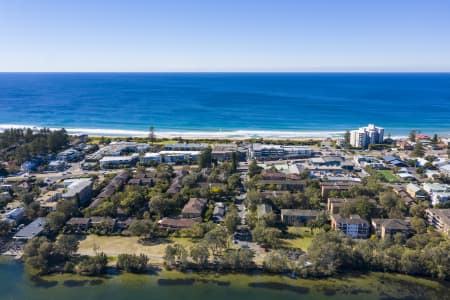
top-left (1, 71), bottom-right (450, 74)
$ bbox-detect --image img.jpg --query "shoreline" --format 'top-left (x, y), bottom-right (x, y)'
top-left (0, 124), bottom-right (422, 140)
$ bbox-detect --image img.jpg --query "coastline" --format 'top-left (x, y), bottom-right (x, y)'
top-left (0, 124), bottom-right (418, 140)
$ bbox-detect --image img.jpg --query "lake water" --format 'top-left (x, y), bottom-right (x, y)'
top-left (0, 258), bottom-right (449, 300)
top-left (0, 73), bottom-right (449, 138)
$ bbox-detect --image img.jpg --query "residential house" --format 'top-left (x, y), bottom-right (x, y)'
top-left (57, 148), bottom-right (82, 162)
top-left (212, 202), bottom-right (226, 223)
top-left (181, 198), bottom-right (208, 218)
top-left (371, 218), bottom-right (411, 239)
top-left (13, 217), bottom-right (47, 240)
top-left (65, 217), bottom-right (91, 232)
top-left (406, 183), bottom-right (426, 200)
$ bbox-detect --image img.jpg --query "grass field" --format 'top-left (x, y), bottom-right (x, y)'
top-left (77, 235), bottom-right (195, 263)
top-left (378, 170), bottom-right (399, 182)
top-left (280, 227), bottom-right (317, 251)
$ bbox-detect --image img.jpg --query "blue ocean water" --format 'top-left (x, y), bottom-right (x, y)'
top-left (0, 73), bottom-right (449, 138)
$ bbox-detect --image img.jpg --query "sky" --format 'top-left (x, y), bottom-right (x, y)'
top-left (0, 0), bottom-right (449, 72)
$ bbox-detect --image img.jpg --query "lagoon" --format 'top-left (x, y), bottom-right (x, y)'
top-left (1, 258), bottom-right (449, 300)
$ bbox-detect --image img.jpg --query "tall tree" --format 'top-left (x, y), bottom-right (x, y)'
top-left (344, 130), bottom-right (351, 147)
top-left (148, 126), bottom-right (155, 145)
top-left (431, 134), bottom-right (438, 144)
top-left (198, 147), bottom-right (212, 168)
top-left (409, 130), bottom-right (417, 142)
top-left (412, 141), bottom-right (425, 157)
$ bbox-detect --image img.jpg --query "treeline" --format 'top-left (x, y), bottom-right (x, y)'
top-left (300, 231), bottom-right (450, 281)
top-left (0, 128), bottom-right (69, 164)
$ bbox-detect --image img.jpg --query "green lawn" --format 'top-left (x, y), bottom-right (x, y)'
top-left (280, 226), bottom-right (318, 251)
top-left (378, 170), bottom-right (399, 182)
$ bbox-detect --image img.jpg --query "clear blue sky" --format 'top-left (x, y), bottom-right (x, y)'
top-left (1, 0), bottom-right (449, 72)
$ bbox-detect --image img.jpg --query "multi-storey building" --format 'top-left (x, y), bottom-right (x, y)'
top-left (350, 124), bottom-right (384, 148)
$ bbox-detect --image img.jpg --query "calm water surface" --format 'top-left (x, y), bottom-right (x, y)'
top-left (0, 258), bottom-right (449, 300)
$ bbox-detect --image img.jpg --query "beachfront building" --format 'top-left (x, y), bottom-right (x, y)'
top-left (159, 151), bottom-right (200, 163)
top-left (211, 144), bottom-right (247, 162)
top-left (164, 143), bottom-right (208, 151)
top-left (99, 153), bottom-right (139, 168)
top-left (140, 153), bottom-right (162, 164)
top-left (350, 124), bottom-right (384, 148)
top-left (331, 214), bottom-right (370, 239)
top-left (250, 144), bottom-right (312, 160)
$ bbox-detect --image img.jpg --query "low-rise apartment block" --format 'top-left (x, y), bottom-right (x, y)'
top-left (331, 214), bottom-right (369, 238)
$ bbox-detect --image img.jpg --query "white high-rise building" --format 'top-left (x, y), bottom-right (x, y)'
top-left (350, 124), bottom-right (384, 148)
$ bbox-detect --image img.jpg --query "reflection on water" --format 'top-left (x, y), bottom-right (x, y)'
top-left (0, 257), bottom-right (448, 300)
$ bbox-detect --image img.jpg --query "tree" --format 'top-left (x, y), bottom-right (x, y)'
top-left (409, 130), bottom-right (416, 142)
top-left (77, 253), bottom-right (108, 276)
top-left (163, 245), bottom-right (177, 267)
top-left (190, 243), bottom-right (210, 267)
top-left (56, 235), bottom-right (79, 259)
top-left (149, 195), bottom-right (167, 217)
top-left (412, 141), bottom-right (425, 157)
top-left (410, 216), bottom-right (427, 234)
top-left (46, 211), bottom-right (67, 233)
top-left (204, 226), bottom-right (228, 256)
top-left (227, 173), bottom-right (241, 190)
top-left (252, 223), bottom-right (281, 248)
top-left (0, 220), bottom-right (11, 237)
top-left (220, 248), bottom-right (255, 271)
top-left (231, 151), bottom-right (238, 173)
top-left (431, 134), bottom-right (438, 144)
top-left (263, 250), bottom-right (288, 273)
top-left (306, 231), bottom-right (352, 277)
top-left (148, 126), bottom-right (155, 145)
top-left (23, 237), bottom-right (54, 275)
top-left (224, 208), bottom-right (241, 234)
top-left (117, 254), bottom-right (149, 273)
top-left (344, 130), bottom-right (351, 147)
top-left (198, 147), bottom-right (212, 168)
top-left (248, 160), bottom-right (262, 178)
top-left (164, 243), bottom-right (188, 268)
top-left (128, 219), bottom-right (156, 238)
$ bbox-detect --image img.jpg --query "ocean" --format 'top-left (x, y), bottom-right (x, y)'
top-left (0, 73), bottom-right (449, 138)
